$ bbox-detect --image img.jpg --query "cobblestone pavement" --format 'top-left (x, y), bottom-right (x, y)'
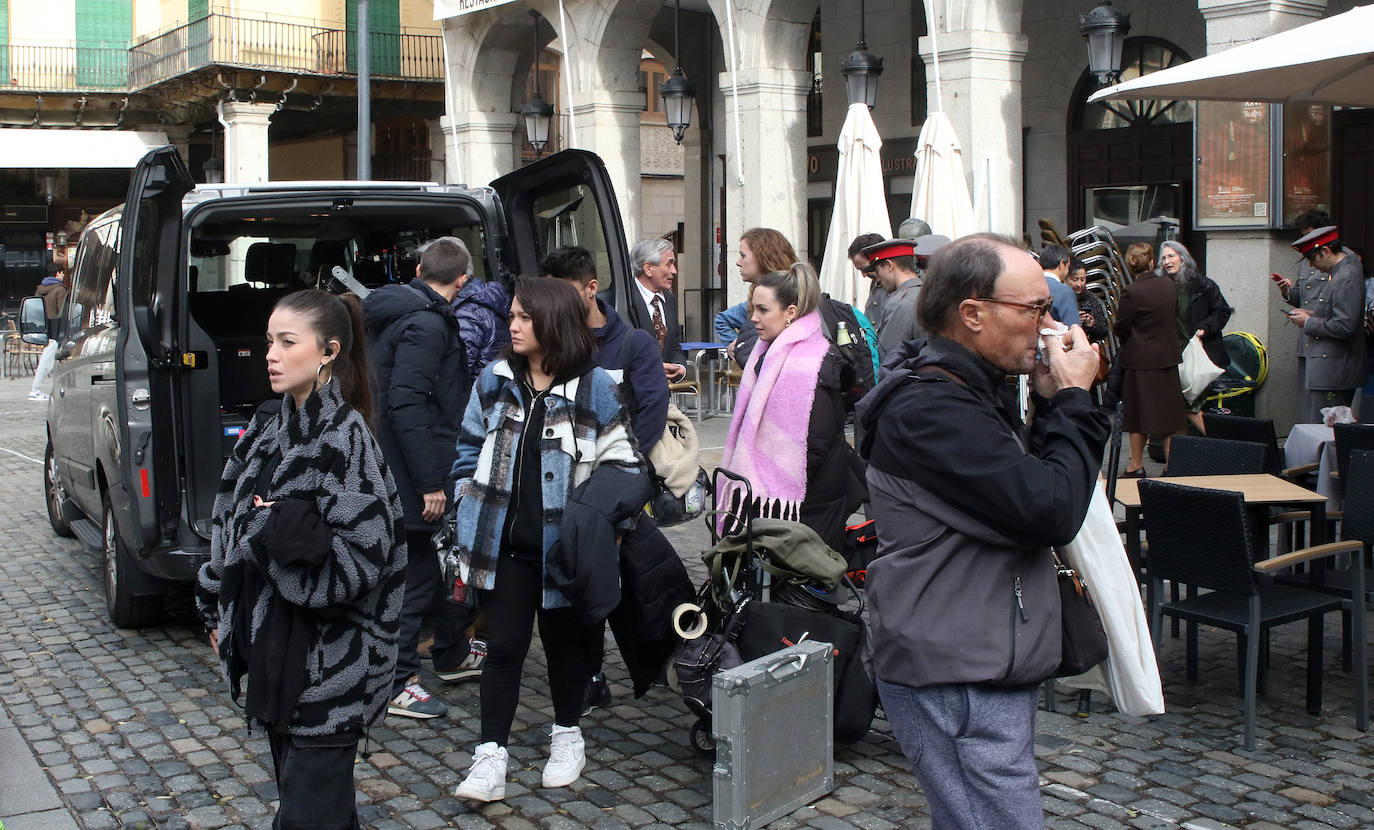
top-left (1, 376), bottom-right (1372, 829)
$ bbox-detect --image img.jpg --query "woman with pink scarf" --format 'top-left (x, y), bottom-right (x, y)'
top-left (720, 262), bottom-right (862, 550)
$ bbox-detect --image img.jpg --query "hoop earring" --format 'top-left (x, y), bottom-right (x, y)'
top-left (314, 361), bottom-right (331, 392)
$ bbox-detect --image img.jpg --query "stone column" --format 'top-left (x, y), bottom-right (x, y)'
top-left (450, 112), bottom-right (520, 190)
top-left (1199, 0), bottom-right (1326, 430)
top-left (217, 101), bottom-right (275, 183)
top-left (917, 28), bottom-right (1028, 236)
top-left (437, 115), bottom-right (462, 184)
top-left (573, 93), bottom-right (646, 244)
top-left (718, 66), bottom-right (811, 307)
top-left (158, 124), bottom-right (193, 165)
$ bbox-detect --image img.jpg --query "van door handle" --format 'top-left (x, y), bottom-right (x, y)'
top-left (92, 373), bottom-right (115, 384)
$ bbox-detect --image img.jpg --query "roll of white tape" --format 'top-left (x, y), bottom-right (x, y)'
top-left (672, 603), bottom-right (708, 640)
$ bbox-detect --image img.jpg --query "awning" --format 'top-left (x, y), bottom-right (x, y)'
top-left (0, 128), bottom-right (170, 169)
top-left (433, 0), bottom-right (518, 20)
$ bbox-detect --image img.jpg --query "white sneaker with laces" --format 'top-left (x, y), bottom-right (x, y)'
top-left (542, 724), bottom-right (586, 788)
top-left (28, 391), bottom-right (50, 401)
top-left (454, 742), bottom-right (508, 802)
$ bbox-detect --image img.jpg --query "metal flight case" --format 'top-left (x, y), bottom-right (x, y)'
top-left (711, 639), bottom-right (835, 829)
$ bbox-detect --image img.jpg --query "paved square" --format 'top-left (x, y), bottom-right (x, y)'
top-left (0, 377), bottom-right (1370, 828)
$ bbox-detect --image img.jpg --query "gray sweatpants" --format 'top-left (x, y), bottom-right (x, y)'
top-left (877, 677), bottom-right (1044, 830)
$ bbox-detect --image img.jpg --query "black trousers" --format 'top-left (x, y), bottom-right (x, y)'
top-left (394, 528), bottom-right (477, 693)
top-left (479, 553), bottom-right (588, 745)
top-left (268, 730), bottom-right (361, 830)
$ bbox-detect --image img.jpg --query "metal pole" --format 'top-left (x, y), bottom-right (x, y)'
top-left (357, 0), bottom-right (371, 179)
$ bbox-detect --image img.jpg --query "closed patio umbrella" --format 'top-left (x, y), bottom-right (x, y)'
top-left (1088, 6), bottom-right (1374, 107)
top-left (818, 103), bottom-right (892, 309)
top-left (910, 111), bottom-right (976, 240)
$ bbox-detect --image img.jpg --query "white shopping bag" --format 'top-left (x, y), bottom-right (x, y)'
top-left (1179, 334), bottom-right (1225, 403)
top-left (1056, 481), bottom-right (1165, 716)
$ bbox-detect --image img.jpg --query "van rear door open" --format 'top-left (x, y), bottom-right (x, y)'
top-left (116, 146), bottom-right (194, 553)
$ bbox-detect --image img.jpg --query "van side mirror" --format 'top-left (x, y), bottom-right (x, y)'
top-left (19, 296), bottom-right (49, 346)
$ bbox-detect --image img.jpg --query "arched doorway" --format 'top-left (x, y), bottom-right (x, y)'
top-left (1067, 37), bottom-right (1196, 255)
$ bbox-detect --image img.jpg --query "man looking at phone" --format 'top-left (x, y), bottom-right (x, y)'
top-left (1274, 210), bottom-right (1363, 422)
top-left (1283, 225), bottom-right (1367, 422)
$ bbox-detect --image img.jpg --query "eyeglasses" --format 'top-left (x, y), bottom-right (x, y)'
top-left (976, 296), bottom-right (1053, 320)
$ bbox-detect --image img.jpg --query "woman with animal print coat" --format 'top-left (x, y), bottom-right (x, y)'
top-left (197, 289), bottom-right (407, 829)
top-left (448, 277), bottom-right (643, 803)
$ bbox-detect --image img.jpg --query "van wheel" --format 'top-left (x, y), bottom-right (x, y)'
top-left (103, 496), bottom-right (162, 628)
top-left (45, 440), bottom-right (75, 538)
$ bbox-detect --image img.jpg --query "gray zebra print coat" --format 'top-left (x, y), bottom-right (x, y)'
top-left (196, 381), bottom-right (407, 736)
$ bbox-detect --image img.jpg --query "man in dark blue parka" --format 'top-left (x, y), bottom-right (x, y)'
top-left (364, 236), bottom-right (474, 719)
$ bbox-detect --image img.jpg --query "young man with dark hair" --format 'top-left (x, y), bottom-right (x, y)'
top-left (1286, 225), bottom-right (1367, 422)
top-left (363, 236), bottom-right (478, 719)
top-left (849, 232), bottom-right (888, 324)
top-left (541, 245), bottom-right (669, 714)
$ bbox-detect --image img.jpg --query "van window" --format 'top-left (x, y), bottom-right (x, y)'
top-left (69, 221), bottom-right (119, 332)
top-left (529, 185), bottom-right (614, 297)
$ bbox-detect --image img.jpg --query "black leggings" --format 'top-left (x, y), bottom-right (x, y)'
top-left (479, 553), bottom-right (589, 746)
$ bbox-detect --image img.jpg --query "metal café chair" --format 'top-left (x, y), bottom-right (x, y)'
top-left (1138, 479), bottom-right (1363, 750)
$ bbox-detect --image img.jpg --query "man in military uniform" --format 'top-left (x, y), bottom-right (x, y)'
top-left (1275, 210), bottom-right (1362, 422)
top-left (1284, 225), bottom-right (1367, 423)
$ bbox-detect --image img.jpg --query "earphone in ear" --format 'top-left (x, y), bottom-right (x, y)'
top-left (324, 346), bottom-right (334, 357)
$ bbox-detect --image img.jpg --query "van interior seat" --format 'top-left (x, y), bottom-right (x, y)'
top-left (245, 242), bottom-right (298, 287)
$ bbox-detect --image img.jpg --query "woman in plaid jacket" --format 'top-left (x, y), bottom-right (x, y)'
top-left (447, 277), bottom-right (643, 802)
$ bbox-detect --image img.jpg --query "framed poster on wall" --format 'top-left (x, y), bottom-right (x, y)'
top-left (1194, 100), bottom-right (1275, 229)
top-left (1281, 103), bottom-right (1332, 226)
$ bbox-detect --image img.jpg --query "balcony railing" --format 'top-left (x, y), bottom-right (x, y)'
top-left (3, 44), bottom-right (130, 92)
top-left (129, 14), bottom-right (443, 90)
top-left (0, 14), bottom-right (442, 95)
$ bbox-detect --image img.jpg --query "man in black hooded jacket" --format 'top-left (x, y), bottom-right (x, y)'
top-left (363, 236), bottom-right (473, 719)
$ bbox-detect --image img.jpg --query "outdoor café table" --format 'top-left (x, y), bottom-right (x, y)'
top-left (1114, 473), bottom-right (1329, 578)
top-left (681, 341), bottom-right (723, 421)
top-left (1284, 423), bottom-right (1341, 508)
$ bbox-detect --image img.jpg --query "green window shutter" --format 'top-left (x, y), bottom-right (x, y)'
top-left (346, 0), bottom-right (400, 76)
top-left (75, 0), bottom-right (131, 88)
top-left (188, 0), bottom-right (208, 22)
top-left (0, 0), bottom-right (9, 87)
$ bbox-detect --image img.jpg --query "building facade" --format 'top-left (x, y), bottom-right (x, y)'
top-left (435, 0), bottom-right (1368, 427)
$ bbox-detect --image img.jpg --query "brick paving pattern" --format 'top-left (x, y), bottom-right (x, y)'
top-left (0, 378), bottom-right (1371, 828)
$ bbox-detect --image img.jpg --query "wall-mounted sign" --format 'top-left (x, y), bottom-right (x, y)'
top-left (1195, 100), bottom-right (1274, 229)
top-left (1282, 103), bottom-right (1332, 226)
top-left (433, 0), bottom-right (518, 20)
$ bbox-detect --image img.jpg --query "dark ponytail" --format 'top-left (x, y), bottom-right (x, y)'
top-left (274, 289), bottom-right (375, 425)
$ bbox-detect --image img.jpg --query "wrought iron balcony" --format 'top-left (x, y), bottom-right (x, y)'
top-left (2, 44), bottom-right (130, 92)
top-left (129, 14), bottom-right (443, 90)
top-left (1, 14), bottom-right (443, 95)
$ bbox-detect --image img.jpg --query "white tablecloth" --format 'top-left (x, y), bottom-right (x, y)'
top-left (1284, 423), bottom-right (1340, 508)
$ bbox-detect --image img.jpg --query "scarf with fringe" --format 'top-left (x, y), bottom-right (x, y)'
top-left (720, 310), bottom-right (829, 527)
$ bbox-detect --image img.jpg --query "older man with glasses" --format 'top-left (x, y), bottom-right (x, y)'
top-left (856, 233), bottom-right (1106, 829)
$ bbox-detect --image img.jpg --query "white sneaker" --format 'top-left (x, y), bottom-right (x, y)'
top-left (28, 391), bottom-right (50, 401)
top-left (454, 742), bottom-right (507, 802)
top-left (542, 724), bottom-right (586, 788)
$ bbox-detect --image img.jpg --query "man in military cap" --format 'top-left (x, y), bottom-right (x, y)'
top-left (863, 235), bottom-right (950, 358)
top-left (1286, 224), bottom-right (1367, 422)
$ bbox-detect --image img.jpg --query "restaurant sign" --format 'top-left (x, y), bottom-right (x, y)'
top-left (808, 138), bottom-right (918, 183)
top-left (433, 0), bottom-right (518, 20)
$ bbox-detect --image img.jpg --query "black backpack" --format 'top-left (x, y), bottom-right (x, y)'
top-left (817, 296), bottom-right (878, 400)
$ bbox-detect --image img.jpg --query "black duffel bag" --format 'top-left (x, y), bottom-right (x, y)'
top-left (735, 584), bottom-right (877, 744)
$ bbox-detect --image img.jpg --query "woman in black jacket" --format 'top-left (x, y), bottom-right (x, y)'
top-left (1066, 259), bottom-right (1109, 344)
top-left (1160, 240), bottom-right (1233, 433)
top-left (720, 262), bottom-right (861, 551)
top-left (198, 289), bottom-right (407, 830)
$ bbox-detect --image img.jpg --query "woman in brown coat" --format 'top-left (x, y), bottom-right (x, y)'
top-left (1115, 242), bottom-right (1187, 476)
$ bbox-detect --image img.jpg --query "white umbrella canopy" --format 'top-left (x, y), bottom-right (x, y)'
top-left (818, 103), bottom-right (893, 309)
top-left (1088, 5), bottom-right (1374, 107)
top-left (910, 111), bottom-right (975, 240)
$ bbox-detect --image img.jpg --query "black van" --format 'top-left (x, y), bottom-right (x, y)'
top-left (44, 146), bottom-right (634, 627)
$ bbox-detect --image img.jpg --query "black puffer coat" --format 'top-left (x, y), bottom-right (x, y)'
top-left (363, 278), bottom-right (470, 530)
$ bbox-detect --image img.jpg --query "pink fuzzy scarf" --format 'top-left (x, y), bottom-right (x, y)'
top-left (720, 310), bottom-right (830, 525)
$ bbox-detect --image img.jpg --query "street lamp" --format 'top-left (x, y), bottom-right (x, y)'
top-left (840, 0), bottom-right (883, 109)
top-left (660, 0), bottom-right (695, 144)
top-left (202, 157), bottom-right (224, 184)
top-left (1079, 1), bottom-right (1132, 86)
top-left (522, 10), bottom-right (554, 158)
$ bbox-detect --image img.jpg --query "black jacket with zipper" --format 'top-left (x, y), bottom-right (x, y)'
top-left (855, 336), bottom-right (1109, 688)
